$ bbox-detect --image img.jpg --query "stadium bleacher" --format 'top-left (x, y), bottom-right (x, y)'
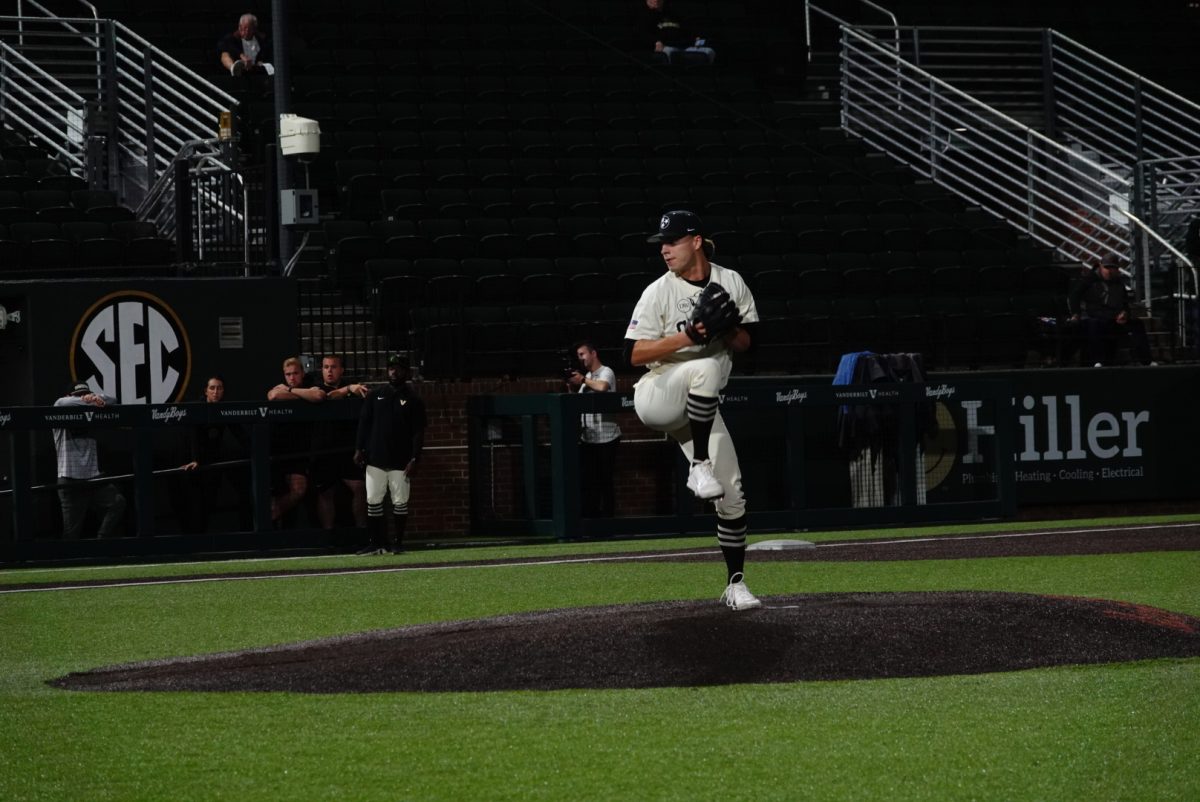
top-left (11, 0), bottom-right (1173, 374)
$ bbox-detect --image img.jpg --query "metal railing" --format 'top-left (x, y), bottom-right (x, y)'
top-left (138, 139), bottom-right (269, 271)
top-left (804, 0), bottom-right (898, 57)
top-left (849, 26), bottom-right (1200, 172)
top-left (840, 27), bottom-right (1169, 274)
top-left (864, 27), bottom-right (1049, 125)
top-left (1135, 155), bottom-right (1200, 340)
top-left (0, 39), bottom-right (86, 170)
top-left (1046, 32), bottom-right (1200, 171)
top-left (0, 13), bottom-right (238, 207)
top-left (846, 26), bottom-right (1200, 281)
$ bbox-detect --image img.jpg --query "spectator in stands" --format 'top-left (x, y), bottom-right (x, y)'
top-left (309, 355), bottom-right (369, 533)
top-left (52, 382), bottom-right (126, 539)
top-left (218, 13), bottom-right (274, 77)
top-left (177, 376), bottom-right (252, 533)
top-left (1068, 253), bottom-right (1155, 367)
top-left (644, 0), bottom-right (715, 64)
top-left (267, 357), bottom-right (325, 524)
top-left (565, 340), bottom-right (621, 518)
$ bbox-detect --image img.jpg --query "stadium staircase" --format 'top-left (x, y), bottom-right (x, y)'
top-left (4, 0), bottom-right (1196, 375)
top-left (805, 0), bottom-right (1199, 364)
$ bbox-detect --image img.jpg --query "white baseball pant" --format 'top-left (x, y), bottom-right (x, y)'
top-left (633, 358), bottom-right (746, 520)
top-left (365, 465), bottom-right (411, 515)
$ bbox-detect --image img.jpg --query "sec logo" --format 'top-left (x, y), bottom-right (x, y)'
top-left (69, 290), bottom-right (192, 404)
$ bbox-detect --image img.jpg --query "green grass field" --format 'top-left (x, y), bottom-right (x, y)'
top-left (3, 516), bottom-right (1198, 801)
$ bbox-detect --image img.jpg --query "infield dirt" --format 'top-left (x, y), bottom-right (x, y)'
top-left (46, 524), bottom-right (1200, 693)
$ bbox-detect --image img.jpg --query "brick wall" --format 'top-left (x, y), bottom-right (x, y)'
top-left (409, 376), bottom-right (677, 537)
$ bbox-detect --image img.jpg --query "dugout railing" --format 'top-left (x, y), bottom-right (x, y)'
top-left (467, 377), bottom-right (1016, 541)
top-left (0, 400), bottom-right (336, 562)
top-left (0, 378), bottom-right (1016, 562)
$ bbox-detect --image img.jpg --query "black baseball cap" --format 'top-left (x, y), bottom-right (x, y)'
top-left (387, 353), bottom-right (410, 369)
top-left (69, 381), bottom-right (90, 396)
top-left (647, 210), bottom-right (703, 244)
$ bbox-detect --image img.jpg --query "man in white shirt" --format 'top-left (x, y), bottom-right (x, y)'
top-left (218, 13), bottom-right (274, 77)
top-left (52, 382), bottom-right (126, 539)
top-left (565, 340), bottom-right (621, 518)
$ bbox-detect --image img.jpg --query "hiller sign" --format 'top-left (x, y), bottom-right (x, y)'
top-left (934, 367), bottom-right (1199, 503)
top-left (960, 394), bottom-right (1150, 464)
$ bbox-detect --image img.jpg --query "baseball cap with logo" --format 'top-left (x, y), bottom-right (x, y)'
top-left (387, 353), bottom-right (410, 370)
top-left (647, 210), bottom-right (703, 243)
top-left (69, 382), bottom-right (91, 396)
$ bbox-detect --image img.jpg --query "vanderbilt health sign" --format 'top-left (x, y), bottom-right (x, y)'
top-left (922, 367), bottom-right (1198, 504)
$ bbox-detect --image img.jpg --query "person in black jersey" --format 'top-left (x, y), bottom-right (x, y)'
top-left (354, 354), bottom-right (427, 554)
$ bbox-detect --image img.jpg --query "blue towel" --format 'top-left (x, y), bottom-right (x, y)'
top-left (833, 350), bottom-right (874, 386)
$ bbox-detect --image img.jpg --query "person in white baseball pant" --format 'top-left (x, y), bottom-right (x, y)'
top-left (625, 210), bottom-right (762, 611)
top-left (354, 354), bottom-right (426, 554)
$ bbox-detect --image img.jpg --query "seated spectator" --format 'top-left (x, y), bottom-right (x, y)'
top-left (644, 0), bottom-right (715, 64)
top-left (218, 13), bottom-right (274, 77)
top-left (1068, 254), bottom-right (1155, 366)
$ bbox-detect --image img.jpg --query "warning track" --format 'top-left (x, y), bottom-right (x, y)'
top-left (5, 522), bottom-right (1197, 594)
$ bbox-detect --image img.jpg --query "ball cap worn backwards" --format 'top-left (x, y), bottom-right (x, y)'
top-left (647, 210), bottom-right (703, 243)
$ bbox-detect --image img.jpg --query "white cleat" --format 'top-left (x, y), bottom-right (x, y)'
top-left (720, 572), bottom-right (762, 611)
top-left (686, 459), bottom-right (724, 499)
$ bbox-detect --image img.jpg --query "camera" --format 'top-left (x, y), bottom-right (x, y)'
top-left (560, 349), bottom-right (583, 380)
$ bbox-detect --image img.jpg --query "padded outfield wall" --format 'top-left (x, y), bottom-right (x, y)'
top-left (0, 276), bottom-right (1196, 554)
top-left (0, 277), bottom-right (298, 536)
top-left (0, 278), bottom-right (298, 408)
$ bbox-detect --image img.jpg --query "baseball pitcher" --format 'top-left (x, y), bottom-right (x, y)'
top-left (625, 210), bottom-right (762, 610)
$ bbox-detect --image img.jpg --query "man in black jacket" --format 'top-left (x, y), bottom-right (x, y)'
top-left (1068, 254), bottom-right (1154, 367)
top-left (354, 354), bottom-right (427, 554)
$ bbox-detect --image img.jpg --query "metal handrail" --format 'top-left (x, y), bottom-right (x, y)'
top-left (835, 23), bottom-right (1200, 319)
top-left (108, 18), bottom-right (238, 193)
top-left (805, 0), bottom-right (899, 58)
top-left (840, 26), bottom-right (1143, 271)
top-left (15, 0), bottom-right (96, 41)
top-left (17, 0), bottom-right (96, 16)
top-left (0, 40), bottom-right (86, 169)
top-left (1048, 31), bottom-right (1200, 164)
top-left (0, 14), bottom-right (239, 208)
top-left (138, 138), bottom-right (233, 221)
top-left (1133, 154), bottom-right (1200, 345)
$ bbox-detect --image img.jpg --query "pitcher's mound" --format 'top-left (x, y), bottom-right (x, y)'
top-left (51, 592), bottom-right (1200, 693)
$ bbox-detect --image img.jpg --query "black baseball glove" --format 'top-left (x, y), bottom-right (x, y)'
top-left (685, 282), bottom-right (741, 345)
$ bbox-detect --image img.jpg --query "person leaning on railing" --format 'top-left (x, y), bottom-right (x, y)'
top-left (266, 357), bottom-right (326, 526)
top-left (172, 375), bottom-right (252, 534)
top-left (52, 382), bottom-right (126, 539)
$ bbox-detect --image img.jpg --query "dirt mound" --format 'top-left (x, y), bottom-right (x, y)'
top-left (50, 592), bottom-right (1200, 693)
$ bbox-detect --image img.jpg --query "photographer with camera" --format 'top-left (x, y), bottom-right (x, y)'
top-left (564, 341), bottom-right (621, 519)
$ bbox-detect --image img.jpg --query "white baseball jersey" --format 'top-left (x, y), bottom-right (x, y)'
top-left (625, 262), bottom-right (759, 387)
